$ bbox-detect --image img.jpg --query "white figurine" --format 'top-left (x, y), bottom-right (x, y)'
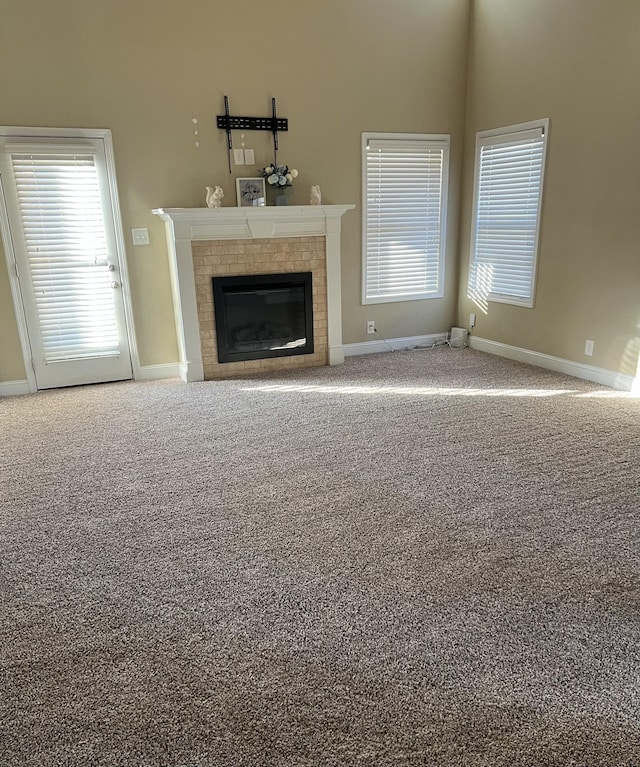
top-left (206, 185), bottom-right (224, 208)
top-left (310, 185), bottom-right (322, 205)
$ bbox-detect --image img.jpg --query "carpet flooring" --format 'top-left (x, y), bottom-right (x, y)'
top-left (1, 348), bottom-right (639, 766)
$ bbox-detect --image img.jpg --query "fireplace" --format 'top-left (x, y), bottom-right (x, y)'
top-left (152, 206), bottom-right (355, 381)
top-left (212, 272), bottom-right (314, 363)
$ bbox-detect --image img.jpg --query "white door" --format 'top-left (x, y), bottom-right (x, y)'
top-left (0, 136), bottom-right (132, 389)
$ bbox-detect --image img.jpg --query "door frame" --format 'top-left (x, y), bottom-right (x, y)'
top-left (0, 126), bottom-right (140, 392)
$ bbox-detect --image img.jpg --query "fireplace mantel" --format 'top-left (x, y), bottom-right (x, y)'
top-left (153, 205), bottom-right (355, 382)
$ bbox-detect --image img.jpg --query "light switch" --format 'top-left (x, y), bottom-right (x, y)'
top-left (244, 148), bottom-right (255, 165)
top-left (132, 228), bottom-right (150, 246)
top-left (233, 149), bottom-right (245, 165)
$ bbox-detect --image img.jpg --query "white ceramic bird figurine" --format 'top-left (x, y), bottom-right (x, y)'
top-left (206, 185), bottom-right (224, 208)
top-left (310, 185), bottom-right (322, 205)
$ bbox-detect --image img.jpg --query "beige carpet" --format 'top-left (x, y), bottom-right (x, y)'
top-left (1, 348), bottom-right (639, 766)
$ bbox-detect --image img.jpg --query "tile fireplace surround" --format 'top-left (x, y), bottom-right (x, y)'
top-left (153, 206), bottom-right (354, 381)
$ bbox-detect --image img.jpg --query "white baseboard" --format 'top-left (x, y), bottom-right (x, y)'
top-left (344, 333), bottom-right (448, 357)
top-left (137, 363), bottom-right (181, 381)
top-left (0, 379), bottom-right (30, 396)
top-left (1, 365), bottom-right (181, 392)
top-left (469, 336), bottom-right (636, 392)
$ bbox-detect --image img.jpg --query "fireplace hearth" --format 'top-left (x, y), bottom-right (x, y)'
top-left (212, 272), bottom-right (314, 363)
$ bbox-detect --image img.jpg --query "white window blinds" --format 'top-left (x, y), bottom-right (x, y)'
top-left (363, 134), bottom-right (449, 304)
top-left (468, 121), bottom-right (548, 307)
top-left (10, 150), bottom-right (120, 362)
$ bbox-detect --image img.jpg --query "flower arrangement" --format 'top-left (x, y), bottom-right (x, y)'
top-left (259, 163), bottom-right (299, 189)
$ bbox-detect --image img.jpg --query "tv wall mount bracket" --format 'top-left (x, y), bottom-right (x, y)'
top-left (217, 96), bottom-right (288, 172)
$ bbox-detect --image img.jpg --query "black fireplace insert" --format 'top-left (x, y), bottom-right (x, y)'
top-left (212, 272), bottom-right (314, 363)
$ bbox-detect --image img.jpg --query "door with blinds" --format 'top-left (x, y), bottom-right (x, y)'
top-left (0, 136), bottom-right (132, 389)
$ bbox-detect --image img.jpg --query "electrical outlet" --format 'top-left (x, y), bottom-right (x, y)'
top-left (585, 339), bottom-right (595, 356)
top-left (469, 313), bottom-right (476, 328)
top-left (233, 149), bottom-right (245, 165)
top-left (367, 320), bottom-right (376, 335)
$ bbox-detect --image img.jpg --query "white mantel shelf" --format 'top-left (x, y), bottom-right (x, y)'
top-left (153, 205), bottom-right (355, 382)
top-left (153, 204), bottom-right (355, 242)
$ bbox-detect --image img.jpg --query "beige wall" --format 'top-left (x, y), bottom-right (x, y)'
top-left (3, 0), bottom-right (638, 386)
top-left (458, 0), bottom-right (640, 377)
top-left (0, 252), bottom-right (25, 380)
top-left (0, 0), bottom-right (470, 382)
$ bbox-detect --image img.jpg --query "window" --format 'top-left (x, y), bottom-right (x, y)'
top-left (467, 119), bottom-right (549, 308)
top-left (362, 132), bottom-right (449, 304)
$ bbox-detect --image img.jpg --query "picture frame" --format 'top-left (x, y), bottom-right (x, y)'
top-left (236, 177), bottom-right (266, 207)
